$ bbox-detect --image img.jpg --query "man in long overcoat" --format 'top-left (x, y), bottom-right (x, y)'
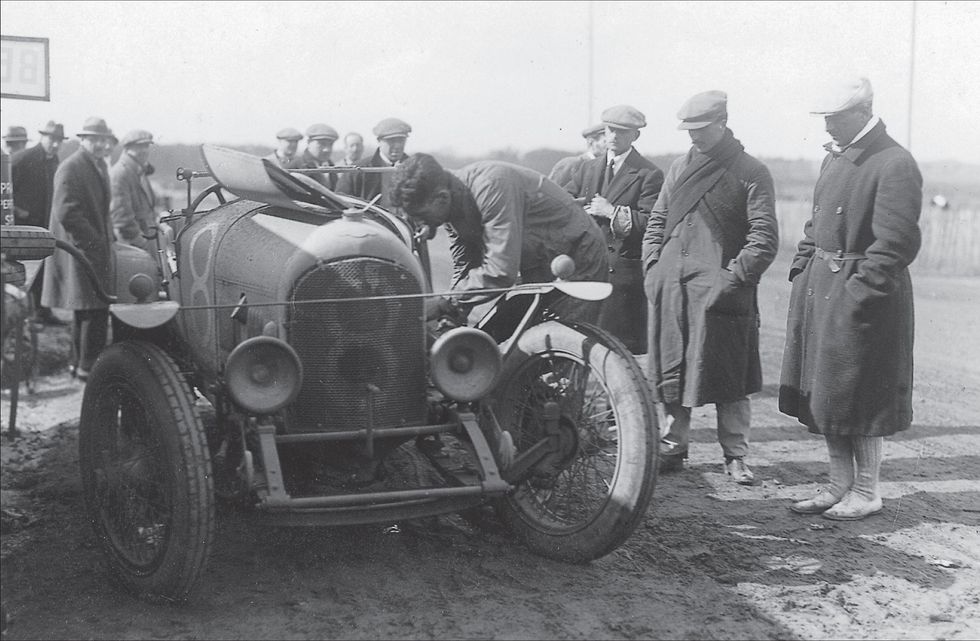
top-left (110, 129), bottom-right (158, 250)
top-left (11, 121), bottom-right (67, 323)
top-left (780, 77), bottom-right (922, 521)
top-left (547, 123), bottom-right (606, 188)
top-left (335, 118), bottom-right (411, 209)
top-left (41, 117), bottom-right (117, 380)
top-left (642, 91), bottom-right (778, 484)
top-left (390, 153), bottom-right (609, 325)
top-left (564, 105), bottom-right (663, 354)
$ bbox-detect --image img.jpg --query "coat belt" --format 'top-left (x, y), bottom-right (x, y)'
top-left (815, 247), bottom-right (864, 273)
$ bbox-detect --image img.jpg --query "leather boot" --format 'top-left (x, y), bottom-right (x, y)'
top-left (823, 436), bottom-right (883, 521)
top-left (790, 435), bottom-right (854, 514)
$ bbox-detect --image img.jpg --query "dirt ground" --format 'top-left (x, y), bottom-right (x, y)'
top-left (1, 253), bottom-right (979, 641)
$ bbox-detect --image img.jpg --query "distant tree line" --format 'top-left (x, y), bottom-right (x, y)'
top-left (52, 139), bottom-right (977, 212)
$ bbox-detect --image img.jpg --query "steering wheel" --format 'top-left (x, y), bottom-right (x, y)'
top-left (188, 183), bottom-right (228, 214)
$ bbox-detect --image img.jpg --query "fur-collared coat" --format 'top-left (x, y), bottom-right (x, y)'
top-left (779, 120), bottom-right (922, 436)
top-left (42, 148), bottom-right (114, 310)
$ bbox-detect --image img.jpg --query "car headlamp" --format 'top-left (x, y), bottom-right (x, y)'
top-left (429, 327), bottom-right (501, 402)
top-left (225, 336), bottom-right (303, 414)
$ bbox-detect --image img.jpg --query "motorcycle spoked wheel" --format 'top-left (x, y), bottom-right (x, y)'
top-left (491, 321), bottom-right (658, 563)
top-left (79, 340), bottom-right (214, 602)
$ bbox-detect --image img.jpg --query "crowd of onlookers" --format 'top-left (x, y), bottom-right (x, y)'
top-left (1, 73), bottom-right (924, 522)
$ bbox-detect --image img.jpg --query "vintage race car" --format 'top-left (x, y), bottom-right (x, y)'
top-left (73, 146), bottom-right (661, 602)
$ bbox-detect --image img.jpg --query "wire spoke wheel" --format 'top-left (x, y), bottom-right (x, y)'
top-left (80, 341), bottom-right (214, 602)
top-left (492, 321), bottom-right (658, 562)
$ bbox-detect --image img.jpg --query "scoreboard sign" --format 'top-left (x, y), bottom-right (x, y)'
top-left (1, 35), bottom-right (50, 101)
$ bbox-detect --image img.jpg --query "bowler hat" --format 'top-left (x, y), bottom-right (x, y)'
top-left (677, 90), bottom-right (728, 130)
top-left (38, 121), bottom-right (67, 140)
top-left (305, 123), bottom-right (339, 141)
top-left (77, 117), bottom-right (116, 140)
top-left (2, 126), bottom-right (28, 142)
top-left (601, 105), bottom-right (646, 130)
top-left (581, 123), bottom-right (605, 138)
top-left (276, 128), bottom-right (303, 141)
top-left (810, 77), bottom-right (873, 115)
top-left (119, 129), bottom-right (155, 147)
top-left (373, 117), bottom-right (412, 140)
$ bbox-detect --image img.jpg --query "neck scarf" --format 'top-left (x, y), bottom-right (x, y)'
top-left (663, 128), bottom-right (743, 240)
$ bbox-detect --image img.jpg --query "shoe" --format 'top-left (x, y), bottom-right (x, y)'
top-left (724, 458), bottom-right (755, 485)
top-left (821, 491), bottom-right (882, 521)
top-left (658, 453), bottom-right (686, 473)
top-left (36, 309), bottom-right (67, 326)
top-left (789, 489), bottom-right (842, 515)
top-left (658, 438), bottom-right (687, 473)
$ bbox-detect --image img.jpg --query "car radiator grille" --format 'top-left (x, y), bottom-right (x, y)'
top-left (287, 257), bottom-right (426, 433)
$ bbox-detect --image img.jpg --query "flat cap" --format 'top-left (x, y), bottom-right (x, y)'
top-left (373, 117), bottom-right (412, 140)
top-left (276, 127), bottom-right (303, 141)
top-left (601, 105), bottom-right (646, 130)
top-left (305, 123), bottom-right (339, 141)
top-left (38, 121), bottom-right (66, 139)
top-left (77, 116), bottom-right (116, 140)
top-left (119, 129), bottom-right (155, 147)
top-left (677, 90), bottom-right (728, 130)
top-left (3, 126), bottom-right (28, 142)
top-left (810, 76), bottom-right (873, 115)
top-left (581, 123), bottom-right (605, 138)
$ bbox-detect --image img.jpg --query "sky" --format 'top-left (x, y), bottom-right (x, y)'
top-left (1, 0), bottom-right (979, 163)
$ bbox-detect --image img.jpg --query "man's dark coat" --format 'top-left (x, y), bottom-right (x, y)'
top-left (41, 148), bottom-right (114, 310)
top-left (779, 120), bottom-right (921, 436)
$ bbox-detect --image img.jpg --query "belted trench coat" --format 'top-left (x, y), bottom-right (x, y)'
top-left (778, 120), bottom-right (922, 436)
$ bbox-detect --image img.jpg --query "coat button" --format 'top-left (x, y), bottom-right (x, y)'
top-left (807, 288), bottom-right (814, 295)
top-left (836, 206), bottom-right (843, 214)
top-left (814, 206), bottom-right (821, 213)
top-left (681, 250), bottom-right (689, 257)
top-left (686, 220), bottom-right (693, 226)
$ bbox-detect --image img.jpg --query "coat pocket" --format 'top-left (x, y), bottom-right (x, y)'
top-left (706, 269), bottom-right (754, 316)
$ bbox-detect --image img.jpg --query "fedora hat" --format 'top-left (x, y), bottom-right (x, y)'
top-left (77, 116), bottom-right (116, 140)
top-left (2, 125), bottom-right (28, 142)
top-left (38, 121), bottom-right (67, 140)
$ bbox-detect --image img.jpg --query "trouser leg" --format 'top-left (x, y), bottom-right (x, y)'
top-left (826, 434), bottom-right (855, 498)
top-left (851, 436), bottom-right (883, 501)
top-left (716, 397), bottom-right (751, 460)
top-left (76, 308), bottom-right (108, 372)
top-left (661, 402), bottom-right (691, 454)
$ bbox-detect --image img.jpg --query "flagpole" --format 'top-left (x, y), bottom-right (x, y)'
top-left (907, 0), bottom-right (916, 152)
top-left (587, 0), bottom-right (594, 125)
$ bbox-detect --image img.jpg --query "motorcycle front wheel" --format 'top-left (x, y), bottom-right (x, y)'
top-left (490, 321), bottom-right (659, 563)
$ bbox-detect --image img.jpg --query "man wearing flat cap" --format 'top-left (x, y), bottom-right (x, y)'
top-left (11, 121), bottom-right (68, 323)
top-left (335, 117), bottom-right (412, 209)
top-left (266, 128), bottom-right (303, 169)
top-left (3, 125), bottom-right (29, 155)
top-left (547, 123), bottom-right (607, 188)
top-left (110, 129), bottom-right (159, 251)
top-left (301, 123), bottom-right (339, 190)
top-left (780, 77), bottom-right (922, 521)
top-left (42, 117), bottom-right (118, 381)
top-left (642, 91), bottom-right (778, 484)
top-left (563, 105), bottom-right (664, 354)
